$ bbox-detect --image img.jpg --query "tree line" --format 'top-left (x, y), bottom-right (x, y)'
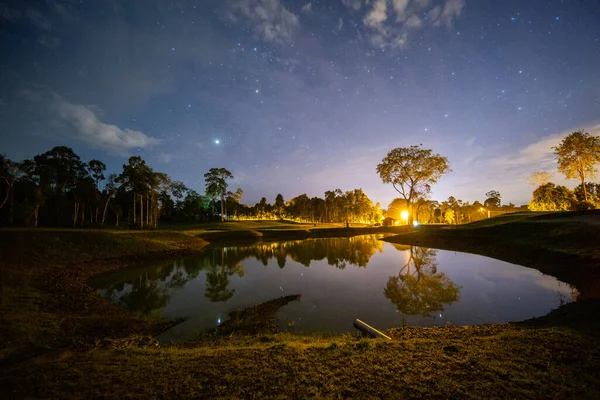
top-left (0, 146), bottom-right (383, 228)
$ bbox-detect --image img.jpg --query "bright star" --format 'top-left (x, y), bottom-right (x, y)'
top-left (214, 139), bottom-right (220, 145)
top-left (255, 89), bottom-right (259, 93)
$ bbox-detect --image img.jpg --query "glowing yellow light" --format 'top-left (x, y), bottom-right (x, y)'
top-left (401, 210), bottom-right (409, 221)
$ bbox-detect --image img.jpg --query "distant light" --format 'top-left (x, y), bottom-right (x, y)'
top-left (217, 317), bottom-right (221, 324)
top-left (214, 139), bottom-right (220, 145)
top-left (253, 47), bottom-right (257, 51)
top-left (555, 16), bottom-right (559, 21)
top-left (511, 17), bottom-right (515, 21)
top-left (171, 47), bottom-right (175, 51)
top-left (401, 210), bottom-right (409, 221)
top-left (413, 221), bottom-right (419, 226)
top-left (255, 89), bottom-right (259, 93)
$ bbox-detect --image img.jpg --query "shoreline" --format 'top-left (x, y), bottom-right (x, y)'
top-left (2, 217), bottom-right (600, 398)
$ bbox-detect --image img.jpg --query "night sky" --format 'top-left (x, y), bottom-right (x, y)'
top-left (1, 0), bottom-right (599, 206)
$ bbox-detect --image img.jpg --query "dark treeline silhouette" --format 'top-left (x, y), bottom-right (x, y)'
top-left (0, 146), bottom-right (383, 228)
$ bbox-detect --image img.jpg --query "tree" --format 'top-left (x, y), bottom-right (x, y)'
top-left (528, 183), bottom-right (576, 211)
top-left (204, 168), bottom-right (233, 222)
top-left (553, 130), bottom-right (600, 202)
top-left (484, 190), bottom-right (501, 208)
top-left (574, 183), bottom-right (600, 205)
top-left (527, 171), bottom-right (553, 187)
top-left (101, 174), bottom-right (118, 227)
top-left (377, 145), bottom-right (451, 225)
top-left (0, 154), bottom-right (16, 211)
top-left (88, 159), bottom-right (106, 190)
top-left (117, 156), bottom-right (153, 228)
top-left (274, 194), bottom-right (285, 219)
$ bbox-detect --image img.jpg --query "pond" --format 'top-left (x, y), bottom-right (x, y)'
top-left (93, 234), bottom-right (575, 342)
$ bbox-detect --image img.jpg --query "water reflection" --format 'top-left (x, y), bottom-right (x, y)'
top-left (93, 235), bottom-right (574, 338)
top-left (384, 246), bottom-right (460, 316)
top-left (95, 235), bottom-right (386, 314)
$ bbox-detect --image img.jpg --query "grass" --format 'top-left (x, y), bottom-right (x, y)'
top-left (1, 215), bottom-right (600, 398)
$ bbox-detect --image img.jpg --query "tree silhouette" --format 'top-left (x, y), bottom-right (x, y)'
top-left (204, 168), bottom-right (233, 221)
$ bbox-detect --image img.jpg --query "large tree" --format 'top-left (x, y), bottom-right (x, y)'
top-left (377, 145), bottom-right (450, 224)
top-left (204, 168), bottom-right (233, 222)
top-left (528, 182), bottom-right (576, 211)
top-left (553, 130), bottom-right (600, 202)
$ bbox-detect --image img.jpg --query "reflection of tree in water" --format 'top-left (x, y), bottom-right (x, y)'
top-left (97, 235), bottom-right (385, 314)
top-left (118, 275), bottom-right (170, 315)
top-left (384, 246), bottom-right (460, 317)
top-left (204, 248), bottom-right (245, 302)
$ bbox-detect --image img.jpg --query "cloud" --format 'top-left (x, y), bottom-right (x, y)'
top-left (25, 7), bottom-right (53, 31)
top-left (343, 0), bottom-right (467, 48)
top-left (301, 2), bottom-right (312, 13)
top-left (231, 0), bottom-right (300, 44)
top-left (490, 123), bottom-right (600, 171)
top-left (341, 0), bottom-right (363, 11)
top-left (52, 97), bottom-right (160, 154)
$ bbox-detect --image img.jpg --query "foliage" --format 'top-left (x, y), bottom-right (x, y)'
top-left (484, 190), bottom-right (501, 207)
top-left (553, 130), bottom-right (600, 201)
top-left (527, 171), bottom-right (553, 187)
top-left (377, 145), bottom-right (450, 224)
top-left (528, 183), bottom-right (576, 211)
top-left (204, 168), bottom-right (233, 221)
top-left (574, 182), bottom-right (600, 205)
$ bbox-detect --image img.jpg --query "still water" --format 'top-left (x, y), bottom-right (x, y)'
top-left (93, 235), bottom-right (574, 341)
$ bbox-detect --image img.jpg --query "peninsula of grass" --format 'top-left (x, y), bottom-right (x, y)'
top-left (1, 216), bottom-right (600, 398)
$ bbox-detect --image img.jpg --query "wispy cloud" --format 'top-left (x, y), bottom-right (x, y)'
top-left (52, 97), bottom-right (160, 154)
top-left (490, 123), bottom-right (600, 171)
top-left (230, 0), bottom-right (300, 44)
top-left (343, 0), bottom-right (466, 48)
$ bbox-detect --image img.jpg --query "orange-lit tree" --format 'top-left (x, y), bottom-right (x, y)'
top-left (553, 130), bottom-right (600, 202)
top-left (377, 145), bottom-right (451, 225)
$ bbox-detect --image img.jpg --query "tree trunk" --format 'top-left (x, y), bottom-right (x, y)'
top-left (9, 181), bottom-right (14, 225)
top-left (116, 213), bottom-right (119, 228)
top-left (582, 176), bottom-right (588, 202)
top-left (220, 193), bottom-right (225, 222)
top-left (140, 193), bottom-right (144, 229)
top-left (0, 178), bottom-right (11, 210)
top-left (81, 202), bottom-right (85, 228)
top-left (146, 195), bottom-right (149, 226)
top-left (133, 192), bottom-right (137, 225)
top-left (73, 201), bottom-right (79, 228)
top-left (34, 205), bottom-right (39, 227)
top-left (95, 206), bottom-right (99, 224)
top-left (102, 198), bottom-right (110, 227)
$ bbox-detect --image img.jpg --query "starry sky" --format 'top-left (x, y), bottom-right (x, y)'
top-left (1, 0), bottom-right (599, 207)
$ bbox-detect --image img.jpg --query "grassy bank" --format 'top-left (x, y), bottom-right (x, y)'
top-left (384, 210), bottom-right (600, 299)
top-left (1, 217), bottom-right (600, 398)
top-left (0, 229), bottom-right (208, 364)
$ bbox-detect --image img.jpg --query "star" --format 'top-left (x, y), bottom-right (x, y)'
top-left (214, 139), bottom-right (220, 145)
